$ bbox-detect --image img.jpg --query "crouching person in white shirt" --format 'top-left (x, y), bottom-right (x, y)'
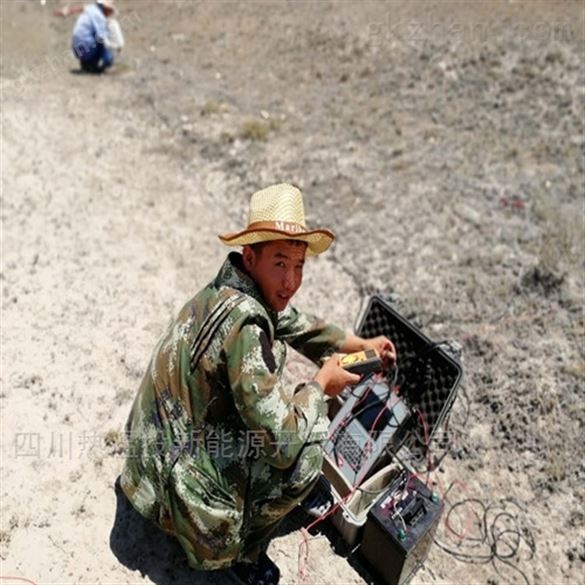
top-left (71, 0), bottom-right (124, 73)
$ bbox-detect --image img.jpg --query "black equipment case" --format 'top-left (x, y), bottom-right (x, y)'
top-left (361, 473), bottom-right (445, 585)
top-left (323, 295), bottom-right (463, 585)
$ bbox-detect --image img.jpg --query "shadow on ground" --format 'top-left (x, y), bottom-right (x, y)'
top-left (110, 478), bottom-right (379, 584)
top-left (109, 479), bottom-right (235, 584)
top-left (276, 505), bottom-right (380, 584)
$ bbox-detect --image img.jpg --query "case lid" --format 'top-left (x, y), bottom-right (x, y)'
top-left (356, 295), bottom-right (463, 457)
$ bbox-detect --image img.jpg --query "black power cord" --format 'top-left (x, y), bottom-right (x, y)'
top-left (434, 496), bottom-right (535, 585)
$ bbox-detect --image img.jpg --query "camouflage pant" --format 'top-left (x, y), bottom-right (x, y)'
top-left (125, 443), bottom-right (323, 571)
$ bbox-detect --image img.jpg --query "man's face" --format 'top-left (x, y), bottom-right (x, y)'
top-left (243, 240), bottom-right (307, 312)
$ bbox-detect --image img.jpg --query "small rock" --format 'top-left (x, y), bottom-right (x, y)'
top-left (454, 204), bottom-right (481, 227)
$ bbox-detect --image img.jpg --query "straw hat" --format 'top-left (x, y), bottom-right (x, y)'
top-left (218, 184), bottom-right (335, 256)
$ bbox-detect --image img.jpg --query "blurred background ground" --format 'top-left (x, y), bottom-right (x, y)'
top-left (1, 0), bottom-right (584, 584)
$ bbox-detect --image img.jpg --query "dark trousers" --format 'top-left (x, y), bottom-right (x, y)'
top-left (73, 41), bottom-right (114, 73)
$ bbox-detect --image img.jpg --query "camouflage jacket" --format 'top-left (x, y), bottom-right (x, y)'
top-left (121, 252), bottom-right (346, 524)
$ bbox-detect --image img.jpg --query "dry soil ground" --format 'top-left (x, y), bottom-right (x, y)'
top-left (1, 1), bottom-right (584, 584)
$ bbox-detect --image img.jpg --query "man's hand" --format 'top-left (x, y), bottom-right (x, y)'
top-left (339, 333), bottom-right (397, 367)
top-left (361, 336), bottom-right (396, 367)
top-left (314, 354), bottom-right (361, 397)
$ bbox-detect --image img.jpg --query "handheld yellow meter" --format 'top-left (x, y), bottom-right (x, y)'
top-left (340, 349), bottom-right (382, 376)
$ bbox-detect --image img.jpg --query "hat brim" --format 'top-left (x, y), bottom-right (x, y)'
top-left (218, 227), bottom-right (335, 256)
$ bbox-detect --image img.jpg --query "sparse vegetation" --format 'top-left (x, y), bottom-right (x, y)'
top-left (239, 118), bottom-right (282, 141)
top-left (201, 100), bottom-right (228, 116)
top-left (533, 195), bottom-right (582, 271)
top-left (2, 0), bottom-right (583, 583)
top-left (104, 429), bottom-right (126, 456)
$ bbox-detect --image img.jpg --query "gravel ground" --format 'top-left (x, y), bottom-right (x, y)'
top-left (1, 1), bottom-right (584, 584)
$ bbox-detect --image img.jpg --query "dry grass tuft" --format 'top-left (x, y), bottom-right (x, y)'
top-left (533, 195), bottom-right (583, 272)
top-left (104, 428), bottom-right (126, 455)
top-left (201, 100), bottom-right (228, 116)
top-left (239, 118), bottom-right (282, 141)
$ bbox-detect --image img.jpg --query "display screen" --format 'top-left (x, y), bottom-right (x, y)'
top-left (351, 389), bottom-right (393, 435)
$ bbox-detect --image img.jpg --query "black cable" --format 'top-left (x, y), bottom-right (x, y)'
top-left (349, 392), bottom-right (403, 434)
top-left (434, 496), bottom-right (535, 585)
top-left (335, 378), bottom-right (400, 437)
top-left (419, 383), bottom-right (470, 472)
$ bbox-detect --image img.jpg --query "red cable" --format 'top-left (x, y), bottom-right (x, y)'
top-left (300, 375), bottom-right (400, 580)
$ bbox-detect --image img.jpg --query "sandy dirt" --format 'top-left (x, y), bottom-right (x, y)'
top-left (1, 0), bottom-right (584, 584)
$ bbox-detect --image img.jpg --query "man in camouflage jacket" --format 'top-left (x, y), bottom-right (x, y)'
top-left (120, 184), bottom-right (395, 581)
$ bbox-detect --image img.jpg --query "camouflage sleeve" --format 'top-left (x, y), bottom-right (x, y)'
top-left (225, 320), bottom-right (328, 469)
top-left (276, 305), bottom-right (347, 364)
